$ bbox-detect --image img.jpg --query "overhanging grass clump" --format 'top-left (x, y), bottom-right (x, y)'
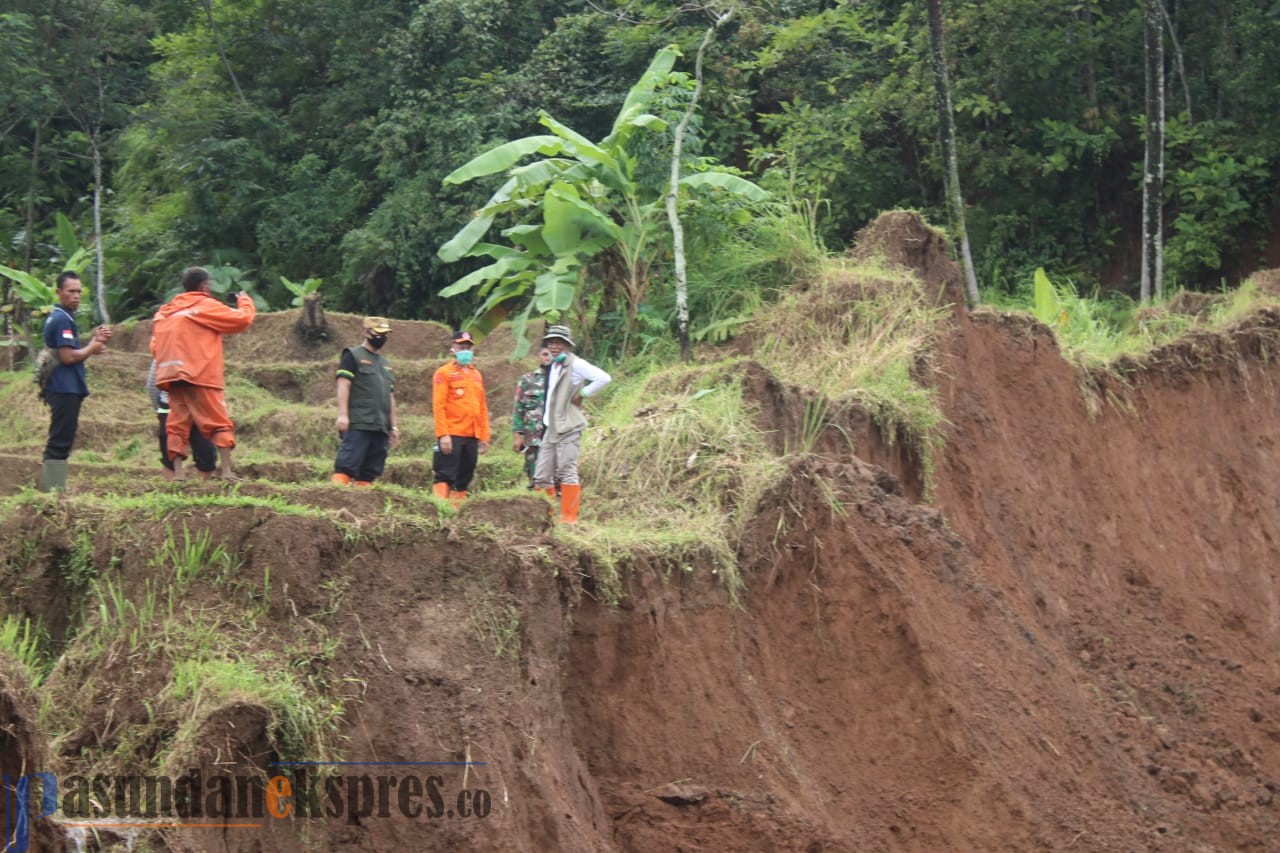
top-left (0, 496), bottom-right (349, 778)
top-left (163, 653), bottom-right (345, 768)
top-left (36, 546), bottom-right (346, 776)
top-left (755, 258), bottom-right (951, 474)
top-left (578, 363), bottom-right (787, 602)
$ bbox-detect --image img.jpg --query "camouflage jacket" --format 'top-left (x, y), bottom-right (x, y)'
top-left (511, 368), bottom-right (546, 446)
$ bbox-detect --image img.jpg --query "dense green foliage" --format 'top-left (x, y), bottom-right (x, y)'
top-left (3, 0), bottom-right (1279, 339)
top-left (437, 45), bottom-right (769, 355)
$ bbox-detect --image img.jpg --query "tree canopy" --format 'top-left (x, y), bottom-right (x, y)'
top-left (2, 0), bottom-right (1278, 335)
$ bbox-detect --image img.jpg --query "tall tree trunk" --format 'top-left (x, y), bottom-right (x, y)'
top-left (202, 0), bottom-right (248, 106)
top-left (667, 7), bottom-right (734, 362)
top-left (1081, 5), bottom-right (1098, 114)
top-left (23, 121), bottom-right (45, 271)
top-left (27, 0), bottom-right (60, 271)
top-left (91, 135), bottom-right (110, 324)
top-left (90, 66), bottom-right (110, 325)
top-left (1159, 1), bottom-right (1192, 122)
top-left (13, 120), bottom-right (46, 369)
top-left (1141, 0), bottom-right (1165, 303)
top-left (926, 0), bottom-right (980, 307)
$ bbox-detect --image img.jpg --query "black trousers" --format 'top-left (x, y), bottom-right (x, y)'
top-left (158, 412), bottom-right (217, 472)
top-left (43, 393), bottom-right (84, 461)
top-left (433, 435), bottom-right (480, 491)
top-left (334, 429), bottom-right (391, 481)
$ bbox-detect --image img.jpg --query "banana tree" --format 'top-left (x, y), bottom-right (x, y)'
top-left (1, 262), bottom-right (85, 363)
top-left (207, 265), bottom-right (269, 311)
top-left (1, 215), bottom-right (96, 361)
top-left (437, 45), bottom-right (767, 353)
top-left (280, 275), bottom-right (324, 307)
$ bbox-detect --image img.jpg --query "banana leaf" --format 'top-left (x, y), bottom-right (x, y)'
top-left (443, 136), bottom-right (564, 185)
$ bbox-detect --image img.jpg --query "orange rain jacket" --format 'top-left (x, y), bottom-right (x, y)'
top-left (151, 291), bottom-right (256, 390)
top-left (432, 360), bottom-right (490, 441)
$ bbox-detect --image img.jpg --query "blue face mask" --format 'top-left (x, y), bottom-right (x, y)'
top-left (455, 349), bottom-right (474, 366)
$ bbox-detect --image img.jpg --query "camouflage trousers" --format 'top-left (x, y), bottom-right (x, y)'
top-left (523, 444), bottom-right (540, 485)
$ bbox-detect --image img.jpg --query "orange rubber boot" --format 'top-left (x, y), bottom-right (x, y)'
top-left (541, 487), bottom-right (557, 517)
top-left (448, 490), bottom-right (467, 508)
top-left (559, 483), bottom-right (581, 524)
top-left (433, 482), bottom-right (450, 499)
top-left (331, 473), bottom-right (352, 486)
top-left (353, 480), bottom-right (374, 488)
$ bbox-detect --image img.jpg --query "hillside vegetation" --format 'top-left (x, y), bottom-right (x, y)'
top-left (5, 1), bottom-right (1280, 331)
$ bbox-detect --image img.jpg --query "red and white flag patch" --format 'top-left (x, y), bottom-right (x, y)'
top-left (61, 329), bottom-right (74, 340)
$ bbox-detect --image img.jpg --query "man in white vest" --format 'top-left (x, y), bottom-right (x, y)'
top-left (533, 325), bottom-right (611, 523)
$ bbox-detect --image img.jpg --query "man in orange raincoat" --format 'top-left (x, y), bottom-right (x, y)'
top-left (150, 266), bottom-right (256, 481)
top-left (431, 330), bottom-right (490, 503)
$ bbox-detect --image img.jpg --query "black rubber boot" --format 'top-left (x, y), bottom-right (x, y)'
top-left (41, 459), bottom-right (68, 493)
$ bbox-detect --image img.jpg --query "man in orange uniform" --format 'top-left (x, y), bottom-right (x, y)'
top-left (431, 330), bottom-right (489, 503)
top-left (150, 266), bottom-right (256, 481)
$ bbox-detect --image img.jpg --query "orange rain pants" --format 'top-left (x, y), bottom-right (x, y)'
top-left (166, 383), bottom-right (235, 460)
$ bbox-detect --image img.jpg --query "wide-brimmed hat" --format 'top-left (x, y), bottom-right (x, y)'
top-left (363, 316), bottom-right (392, 334)
top-left (542, 324), bottom-right (575, 347)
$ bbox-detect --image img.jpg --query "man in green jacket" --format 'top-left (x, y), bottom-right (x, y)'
top-left (332, 317), bottom-right (399, 486)
top-left (532, 325), bottom-right (611, 523)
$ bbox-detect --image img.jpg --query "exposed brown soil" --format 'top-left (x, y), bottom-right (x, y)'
top-left (2, 212), bottom-right (1279, 851)
top-left (846, 208), bottom-right (968, 312)
top-left (0, 666), bottom-right (63, 852)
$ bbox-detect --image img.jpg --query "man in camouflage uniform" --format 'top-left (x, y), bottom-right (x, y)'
top-left (511, 347), bottom-right (551, 487)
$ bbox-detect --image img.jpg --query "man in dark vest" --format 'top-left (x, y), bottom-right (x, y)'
top-left (532, 325), bottom-right (611, 523)
top-left (41, 271), bottom-right (112, 492)
top-left (332, 317), bottom-right (399, 486)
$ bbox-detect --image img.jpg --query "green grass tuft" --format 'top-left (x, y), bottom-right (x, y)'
top-left (0, 616), bottom-right (50, 686)
top-left (984, 269), bottom-right (1280, 371)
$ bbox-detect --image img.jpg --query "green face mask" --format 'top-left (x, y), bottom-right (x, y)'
top-left (552, 352), bottom-right (567, 364)
top-left (455, 349), bottom-right (474, 366)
